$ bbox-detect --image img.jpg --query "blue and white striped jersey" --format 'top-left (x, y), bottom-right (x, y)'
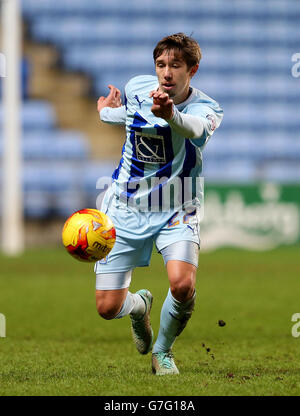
top-left (100, 75), bottom-right (223, 212)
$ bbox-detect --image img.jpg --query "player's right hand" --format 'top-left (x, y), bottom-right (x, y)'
top-left (149, 90), bottom-right (174, 120)
top-left (97, 85), bottom-right (122, 113)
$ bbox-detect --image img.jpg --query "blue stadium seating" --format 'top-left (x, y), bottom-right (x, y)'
top-left (203, 160), bottom-right (257, 183)
top-left (14, 0), bottom-right (300, 216)
top-left (22, 163), bottom-right (83, 217)
top-left (21, 161), bottom-right (115, 217)
top-left (62, 45), bottom-right (153, 77)
top-left (0, 100), bottom-right (56, 130)
top-left (0, 129), bottom-right (89, 160)
top-left (261, 162), bottom-right (300, 183)
top-left (23, 162), bottom-right (81, 192)
top-left (0, 98), bottom-right (91, 217)
top-left (28, 15), bottom-right (300, 49)
top-left (82, 161), bottom-right (118, 192)
top-left (21, 0), bottom-right (300, 20)
top-left (61, 43), bottom-right (292, 79)
top-left (205, 132), bottom-right (300, 161)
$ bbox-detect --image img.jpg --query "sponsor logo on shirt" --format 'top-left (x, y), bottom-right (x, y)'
top-left (135, 132), bottom-right (166, 163)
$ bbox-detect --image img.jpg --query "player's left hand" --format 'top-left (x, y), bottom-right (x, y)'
top-left (149, 90), bottom-right (174, 120)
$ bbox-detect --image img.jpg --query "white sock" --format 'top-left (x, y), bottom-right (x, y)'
top-left (114, 292), bottom-right (146, 319)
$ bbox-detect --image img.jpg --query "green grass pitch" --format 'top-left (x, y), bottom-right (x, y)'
top-left (0, 246), bottom-right (299, 396)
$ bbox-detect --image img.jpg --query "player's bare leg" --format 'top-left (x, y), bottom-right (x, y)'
top-left (167, 260), bottom-right (196, 303)
top-left (96, 283), bottom-right (153, 354)
top-left (96, 288), bottom-right (128, 320)
top-left (152, 260), bottom-right (196, 375)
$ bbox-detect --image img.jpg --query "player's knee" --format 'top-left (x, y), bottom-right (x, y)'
top-left (96, 301), bottom-right (121, 320)
top-left (170, 274), bottom-right (195, 302)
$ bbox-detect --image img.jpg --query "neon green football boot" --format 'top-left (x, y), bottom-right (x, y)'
top-left (130, 289), bottom-right (154, 355)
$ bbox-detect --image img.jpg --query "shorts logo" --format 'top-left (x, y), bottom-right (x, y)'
top-left (135, 132), bottom-right (166, 164)
top-left (99, 255), bottom-right (108, 264)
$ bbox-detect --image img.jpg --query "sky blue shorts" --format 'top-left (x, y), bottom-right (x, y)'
top-left (95, 240), bottom-right (199, 290)
top-left (94, 186), bottom-right (201, 275)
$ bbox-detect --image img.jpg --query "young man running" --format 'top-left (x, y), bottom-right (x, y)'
top-left (95, 33), bottom-right (223, 375)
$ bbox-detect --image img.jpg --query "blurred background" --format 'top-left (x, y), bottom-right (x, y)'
top-left (0, 0), bottom-right (300, 251)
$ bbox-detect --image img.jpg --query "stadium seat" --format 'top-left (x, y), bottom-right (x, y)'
top-left (194, 74), bottom-right (300, 104)
top-left (23, 162), bottom-right (81, 192)
top-left (24, 191), bottom-right (52, 218)
top-left (82, 161), bottom-right (117, 191)
top-left (0, 130), bottom-right (89, 161)
top-left (63, 45), bottom-right (153, 76)
top-left (22, 137), bottom-right (88, 160)
top-left (201, 47), bottom-right (292, 75)
top-left (205, 131), bottom-right (300, 162)
top-left (55, 190), bottom-right (86, 217)
top-left (0, 100), bottom-right (56, 130)
top-left (262, 162), bottom-right (300, 183)
top-left (30, 17), bottom-right (174, 47)
top-left (203, 160), bottom-right (257, 183)
top-left (221, 103), bottom-right (300, 132)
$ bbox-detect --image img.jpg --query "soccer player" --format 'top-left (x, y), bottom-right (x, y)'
top-left (95, 33), bottom-right (223, 375)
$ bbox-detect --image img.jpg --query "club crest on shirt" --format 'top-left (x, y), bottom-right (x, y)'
top-left (206, 114), bottom-right (216, 131)
top-left (135, 132), bottom-right (166, 163)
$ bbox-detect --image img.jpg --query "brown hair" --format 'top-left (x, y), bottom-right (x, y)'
top-left (153, 33), bottom-right (202, 68)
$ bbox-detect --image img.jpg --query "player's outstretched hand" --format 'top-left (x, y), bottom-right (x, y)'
top-left (149, 90), bottom-right (174, 120)
top-left (97, 85), bottom-right (122, 113)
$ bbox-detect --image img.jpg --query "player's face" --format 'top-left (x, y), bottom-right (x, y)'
top-left (155, 50), bottom-right (198, 104)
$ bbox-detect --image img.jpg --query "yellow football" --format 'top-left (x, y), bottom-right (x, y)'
top-left (62, 208), bottom-right (116, 262)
